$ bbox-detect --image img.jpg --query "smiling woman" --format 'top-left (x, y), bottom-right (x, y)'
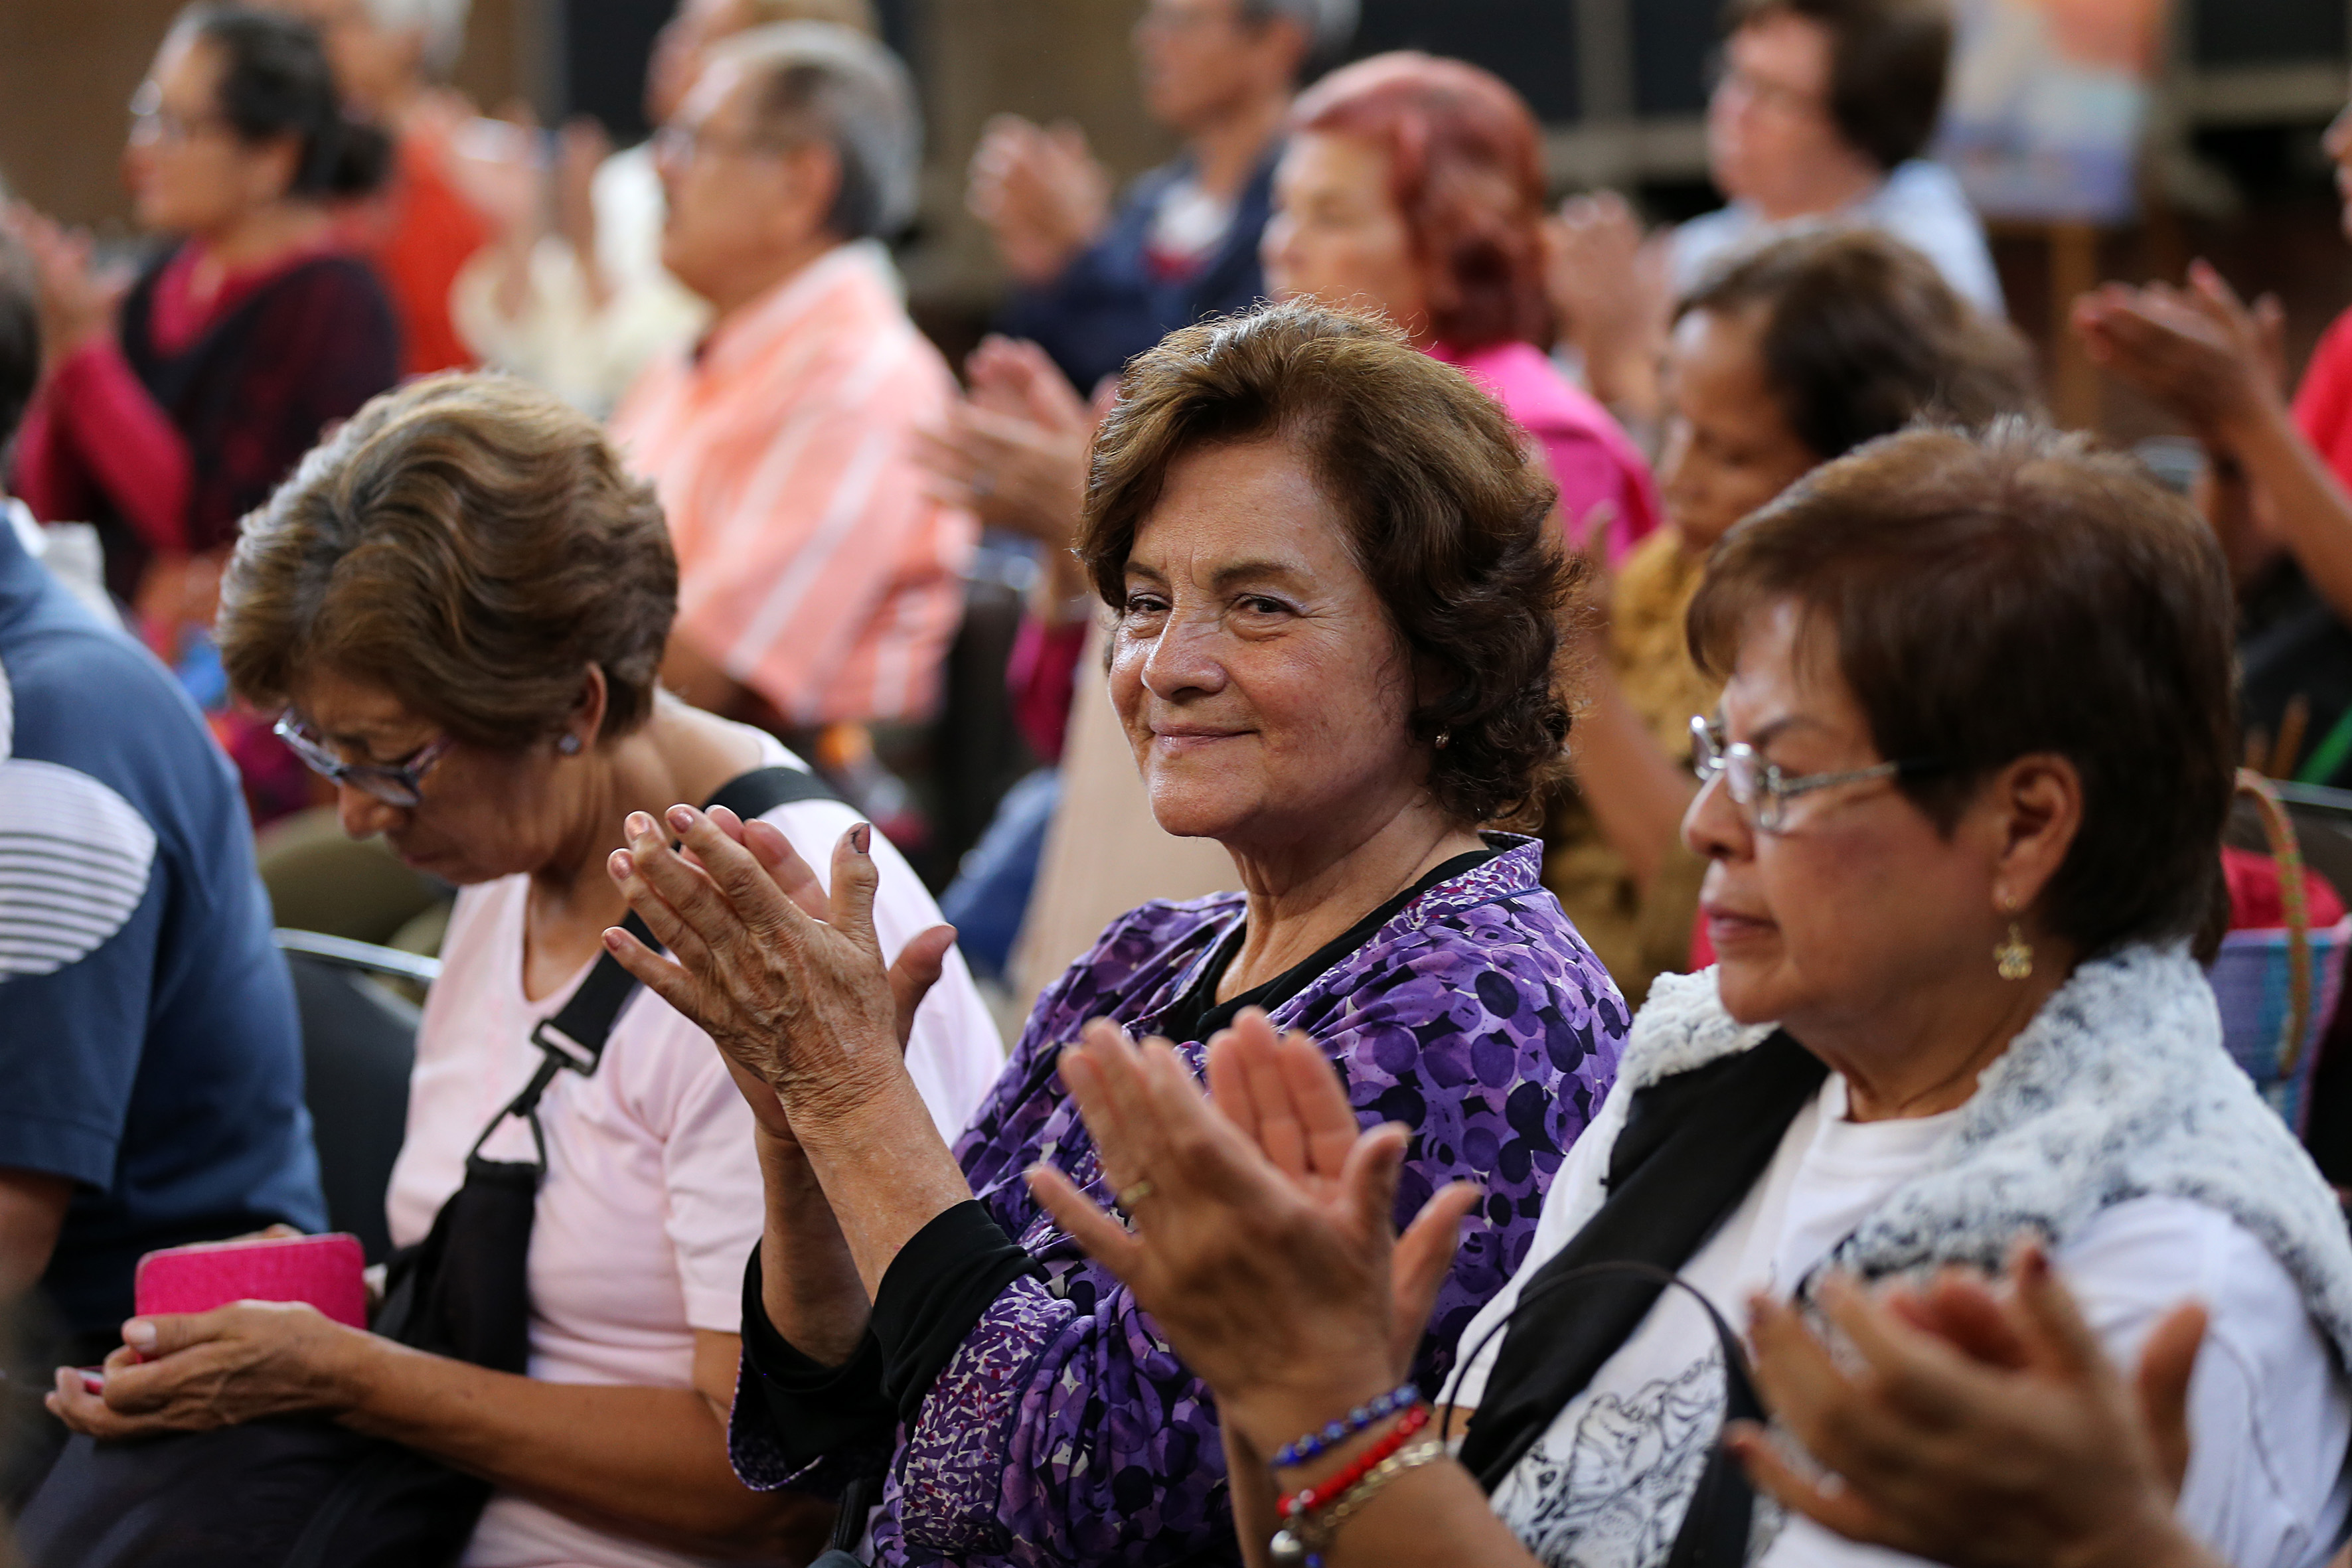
top-left (598, 301), bottom-right (1629, 1566)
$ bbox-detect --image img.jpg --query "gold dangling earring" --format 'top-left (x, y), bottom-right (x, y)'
top-left (1994, 920), bottom-right (2033, 981)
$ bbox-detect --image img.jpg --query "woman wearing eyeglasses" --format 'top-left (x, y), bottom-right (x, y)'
top-left (1028, 422), bottom-right (2352, 1568)
top-left (42, 374), bottom-right (1005, 1568)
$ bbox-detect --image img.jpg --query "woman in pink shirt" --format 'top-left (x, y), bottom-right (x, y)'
top-left (1263, 50), bottom-right (1660, 562)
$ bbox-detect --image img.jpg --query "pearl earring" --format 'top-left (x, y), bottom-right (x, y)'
top-left (557, 732), bottom-right (583, 756)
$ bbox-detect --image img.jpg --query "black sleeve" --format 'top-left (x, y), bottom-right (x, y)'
top-left (869, 1200), bottom-right (1048, 1419)
top-left (738, 1243), bottom-right (898, 1469)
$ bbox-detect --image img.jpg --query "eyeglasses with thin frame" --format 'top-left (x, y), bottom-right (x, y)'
top-left (1689, 715), bottom-right (1942, 832)
top-left (274, 712), bottom-right (453, 808)
top-left (127, 81), bottom-right (231, 147)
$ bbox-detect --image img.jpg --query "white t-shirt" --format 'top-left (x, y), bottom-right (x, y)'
top-left (1670, 159), bottom-right (2006, 318)
top-left (387, 735), bottom-right (1004, 1568)
top-left (1450, 1074), bottom-right (2352, 1568)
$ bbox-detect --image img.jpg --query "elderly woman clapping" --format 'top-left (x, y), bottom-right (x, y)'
top-left (603, 303), bottom-right (1629, 1565)
top-left (1029, 422), bottom-right (2352, 1568)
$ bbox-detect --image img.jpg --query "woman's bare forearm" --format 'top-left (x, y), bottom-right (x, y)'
top-left (753, 1125), bottom-right (874, 1366)
top-left (795, 1069), bottom-right (980, 1299)
top-left (1565, 653), bottom-right (1698, 889)
top-left (333, 1336), bottom-right (824, 1555)
top-left (2219, 399), bottom-right (2352, 624)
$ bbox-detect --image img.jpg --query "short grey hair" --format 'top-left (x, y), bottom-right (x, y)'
top-left (716, 22), bottom-right (920, 240)
top-left (1239, 0), bottom-right (1358, 74)
top-left (360, 0), bottom-right (471, 78)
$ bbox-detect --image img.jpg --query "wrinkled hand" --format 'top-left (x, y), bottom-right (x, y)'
top-left (605, 806), bottom-right (953, 1142)
top-left (1545, 191), bottom-right (1670, 410)
top-left (2073, 261), bottom-right (2286, 446)
top-left (1028, 1010), bottom-right (1480, 1453)
top-left (5, 203), bottom-right (118, 360)
top-left (967, 116), bottom-right (1113, 285)
top-left (46, 1302), bottom-right (362, 1439)
top-left (1733, 1241), bottom-right (2211, 1568)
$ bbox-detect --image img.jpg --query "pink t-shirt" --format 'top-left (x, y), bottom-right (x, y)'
top-left (388, 734), bottom-right (1003, 1568)
top-left (1429, 338), bottom-right (1663, 564)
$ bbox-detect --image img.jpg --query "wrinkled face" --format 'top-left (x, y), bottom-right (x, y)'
top-left (657, 59), bottom-right (804, 301)
top-left (1657, 305), bottom-right (1818, 553)
top-left (1707, 11), bottom-right (1853, 214)
top-left (647, 0), bottom-right (752, 129)
top-left (1686, 599), bottom-right (1996, 1030)
top-left (1108, 437), bottom-right (1427, 854)
top-left (125, 33), bottom-right (297, 234)
top-left (1134, 0), bottom-right (1270, 133)
top-left (1263, 131), bottom-right (1430, 339)
top-left (290, 667), bottom-right (572, 886)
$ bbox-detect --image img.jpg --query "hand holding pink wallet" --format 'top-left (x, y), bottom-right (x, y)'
top-left (133, 1231), bottom-right (369, 1332)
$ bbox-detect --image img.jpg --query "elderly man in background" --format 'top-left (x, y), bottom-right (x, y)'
top-left (1551, 0), bottom-right (2001, 435)
top-left (611, 23), bottom-right (972, 733)
top-left (453, 0), bottom-right (878, 416)
top-left (972, 0), bottom-right (1357, 394)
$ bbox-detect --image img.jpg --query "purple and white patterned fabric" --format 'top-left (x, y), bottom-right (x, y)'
top-left (731, 835), bottom-right (1627, 1566)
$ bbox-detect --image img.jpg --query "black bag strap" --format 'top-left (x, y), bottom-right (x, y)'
top-left (467, 765), bottom-right (842, 1166)
top-left (1456, 1030), bottom-right (1826, 1486)
top-left (1444, 1261), bottom-right (1766, 1568)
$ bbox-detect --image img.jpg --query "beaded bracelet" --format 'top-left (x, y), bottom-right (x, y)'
top-left (1267, 1435), bottom-right (1449, 1567)
top-left (1275, 1401), bottom-right (1432, 1520)
top-left (1269, 1381), bottom-right (1421, 1469)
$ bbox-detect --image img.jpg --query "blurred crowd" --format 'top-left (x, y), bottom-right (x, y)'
top-left (8, 1), bottom-right (2352, 1567)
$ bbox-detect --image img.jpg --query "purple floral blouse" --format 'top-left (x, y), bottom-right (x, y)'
top-left (731, 836), bottom-right (1626, 1565)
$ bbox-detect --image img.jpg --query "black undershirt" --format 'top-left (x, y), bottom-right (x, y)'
top-left (740, 844), bottom-right (1503, 1456)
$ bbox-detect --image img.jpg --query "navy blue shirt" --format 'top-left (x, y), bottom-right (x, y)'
top-left (0, 520), bottom-right (324, 1336)
top-left (996, 147), bottom-right (1281, 395)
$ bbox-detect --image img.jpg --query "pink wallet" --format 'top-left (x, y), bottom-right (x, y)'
top-left (133, 1232), bottom-right (369, 1330)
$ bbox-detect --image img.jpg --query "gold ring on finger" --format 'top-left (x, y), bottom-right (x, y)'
top-left (1116, 1179), bottom-right (1156, 1210)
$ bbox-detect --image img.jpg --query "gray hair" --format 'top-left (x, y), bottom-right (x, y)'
top-left (360, 0), bottom-right (471, 78)
top-left (716, 21), bottom-right (920, 240)
top-left (1239, 0), bottom-right (1358, 74)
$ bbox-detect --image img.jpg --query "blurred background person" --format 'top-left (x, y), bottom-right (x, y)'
top-left (267, 0), bottom-right (488, 377)
top-left (1554, 229), bottom-right (2037, 1007)
top-left (1550, 0), bottom-right (1999, 437)
top-left (609, 23), bottom-right (973, 740)
top-left (0, 233), bottom-right (325, 1509)
top-left (452, 0), bottom-right (879, 417)
top-left (35, 372), bottom-right (1001, 1567)
top-left (6, 5), bottom-right (398, 623)
top-left (973, 0), bottom-right (1357, 396)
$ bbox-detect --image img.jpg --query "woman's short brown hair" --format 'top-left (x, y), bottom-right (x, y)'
top-left (219, 373), bottom-right (677, 746)
top-left (1291, 52), bottom-right (1553, 352)
top-left (1682, 228), bottom-right (2039, 462)
top-left (1721, 0), bottom-right (1952, 172)
top-left (1688, 420), bottom-right (2238, 957)
top-left (1079, 301), bottom-right (1579, 826)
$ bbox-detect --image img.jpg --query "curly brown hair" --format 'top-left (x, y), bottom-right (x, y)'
top-left (218, 373), bottom-right (677, 746)
top-left (1079, 301), bottom-right (1580, 826)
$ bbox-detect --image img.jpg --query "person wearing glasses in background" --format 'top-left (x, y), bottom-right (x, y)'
top-left (40, 372), bottom-right (1003, 1567)
top-left (1547, 0), bottom-right (2000, 440)
top-left (0, 232), bottom-right (326, 1510)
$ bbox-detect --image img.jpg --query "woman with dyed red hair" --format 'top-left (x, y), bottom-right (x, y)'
top-left (1266, 51), bottom-right (1658, 561)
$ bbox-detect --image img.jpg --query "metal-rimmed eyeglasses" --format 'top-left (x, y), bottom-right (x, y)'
top-left (1689, 714), bottom-right (1941, 832)
top-left (274, 712), bottom-right (452, 809)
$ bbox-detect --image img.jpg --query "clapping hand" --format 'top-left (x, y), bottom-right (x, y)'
top-left (605, 805), bottom-right (953, 1141)
top-left (967, 115), bottom-right (1113, 285)
top-left (1734, 1241), bottom-right (2213, 1568)
top-left (1028, 1010), bottom-right (1480, 1453)
top-left (914, 337), bottom-right (1095, 548)
top-left (2073, 261), bottom-right (2288, 447)
top-left (4, 202), bottom-right (120, 362)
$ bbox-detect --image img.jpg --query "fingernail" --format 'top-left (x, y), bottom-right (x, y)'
top-left (123, 1320), bottom-right (155, 1352)
top-left (610, 848), bottom-right (634, 879)
top-left (626, 811), bottom-right (654, 838)
top-left (602, 927), bottom-right (627, 951)
top-left (667, 805), bottom-right (696, 834)
top-left (852, 822), bottom-right (872, 854)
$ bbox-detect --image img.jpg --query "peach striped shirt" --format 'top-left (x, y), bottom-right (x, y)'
top-left (612, 245), bottom-right (974, 726)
